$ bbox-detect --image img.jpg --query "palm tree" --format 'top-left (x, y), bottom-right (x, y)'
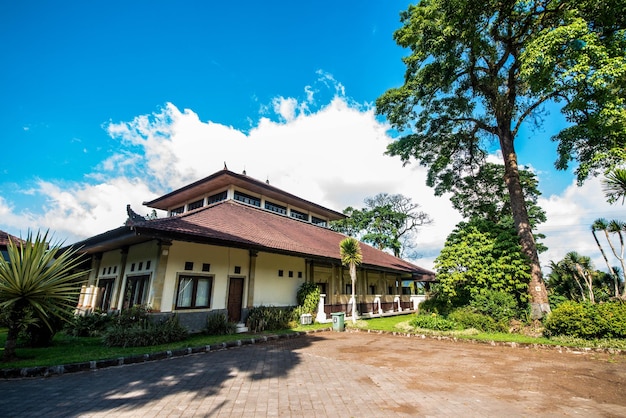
top-left (0, 231), bottom-right (87, 361)
top-left (592, 219), bottom-right (621, 298)
top-left (339, 237), bottom-right (362, 324)
top-left (603, 168), bottom-right (626, 205)
top-left (563, 252), bottom-right (595, 303)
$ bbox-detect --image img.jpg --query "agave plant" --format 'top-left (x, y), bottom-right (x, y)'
top-left (0, 230), bottom-right (87, 361)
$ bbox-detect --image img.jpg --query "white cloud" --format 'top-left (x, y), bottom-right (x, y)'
top-left (1, 76), bottom-right (620, 275)
top-left (537, 177), bottom-right (625, 273)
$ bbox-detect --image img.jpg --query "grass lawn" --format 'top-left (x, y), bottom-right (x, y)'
top-left (1, 313), bottom-right (624, 370)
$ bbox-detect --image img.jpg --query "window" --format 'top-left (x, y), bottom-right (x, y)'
top-left (290, 209), bottom-right (308, 221)
top-left (96, 278), bottom-right (115, 311)
top-left (234, 266), bottom-right (241, 274)
top-left (184, 262), bottom-right (194, 271)
top-left (345, 284), bottom-right (352, 294)
top-left (124, 274), bottom-right (150, 308)
top-left (234, 191), bottom-right (260, 207)
top-left (278, 270), bottom-right (284, 277)
top-left (176, 275), bottom-right (212, 309)
top-left (171, 206), bottom-right (184, 216)
top-left (202, 263), bottom-right (211, 272)
top-left (265, 201), bottom-right (287, 215)
top-left (311, 216), bottom-right (327, 227)
top-left (298, 271), bottom-right (302, 278)
top-left (207, 191), bottom-right (227, 205)
top-left (288, 271), bottom-right (293, 278)
top-left (145, 261), bottom-right (150, 270)
top-left (369, 285), bottom-right (377, 295)
top-left (188, 199), bottom-right (204, 211)
top-left (316, 283), bottom-right (327, 294)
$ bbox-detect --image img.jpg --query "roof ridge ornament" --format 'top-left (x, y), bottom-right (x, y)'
top-left (125, 204), bottom-right (147, 226)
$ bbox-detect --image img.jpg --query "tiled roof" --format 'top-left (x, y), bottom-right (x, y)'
top-left (0, 230), bottom-right (23, 247)
top-left (134, 200), bottom-right (435, 279)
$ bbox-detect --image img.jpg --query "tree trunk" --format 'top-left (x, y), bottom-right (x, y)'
top-left (499, 131), bottom-right (551, 319)
top-left (350, 263), bottom-right (357, 324)
top-left (592, 230), bottom-right (620, 298)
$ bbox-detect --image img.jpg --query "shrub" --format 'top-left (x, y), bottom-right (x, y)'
top-left (246, 306), bottom-right (294, 332)
top-left (103, 315), bottom-right (187, 347)
top-left (470, 290), bottom-right (518, 322)
top-left (410, 313), bottom-right (457, 331)
top-left (65, 311), bottom-right (113, 337)
top-left (205, 312), bottom-right (237, 335)
top-left (296, 282), bottom-right (321, 315)
top-left (112, 305), bottom-right (151, 327)
top-left (544, 301), bottom-right (626, 339)
top-left (448, 307), bottom-right (505, 332)
top-left (417, 293), bottom-right (454, 316)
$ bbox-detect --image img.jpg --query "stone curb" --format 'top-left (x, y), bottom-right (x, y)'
top-left (0, 328), bottom-right (332, 380)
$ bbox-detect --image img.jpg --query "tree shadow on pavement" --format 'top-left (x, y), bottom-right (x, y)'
top-left (0, 333), bottom-right (329, 417)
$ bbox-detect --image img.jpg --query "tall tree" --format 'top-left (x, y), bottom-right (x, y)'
top-left (449, 163), bottom-right (546, 228)
top-left (339, 237), bottom-right (362, 324)
top-left (591, 218), bottom-right (621, 298)
top-left (331, 193), bottom-right (431, 258)
top-left (0, 231), bottom-right (86, 361)
top-left (376, 0), bottom-right (626, 318)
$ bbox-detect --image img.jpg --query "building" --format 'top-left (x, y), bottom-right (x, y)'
top-left (72, 168), bottom-right (434, 331)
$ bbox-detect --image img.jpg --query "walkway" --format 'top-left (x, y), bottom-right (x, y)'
top-left (0, 331), bottom-right (625, 417)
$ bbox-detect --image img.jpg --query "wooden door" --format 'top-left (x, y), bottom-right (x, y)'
top-left (227, 277), bottom-right (244, 323)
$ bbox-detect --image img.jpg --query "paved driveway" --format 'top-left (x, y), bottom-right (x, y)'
top-left (0, 331), bottom-right (625, 417)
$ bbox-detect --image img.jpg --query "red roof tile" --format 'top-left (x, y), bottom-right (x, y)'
top-left (0, 230), bottom-right (23, 247)
top-left (135, 200), bottom-right (434, 279)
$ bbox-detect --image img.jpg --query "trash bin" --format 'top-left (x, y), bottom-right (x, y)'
top-left (300, 313), bottom-right (312, 325)
top-left (331, 312), bottom-right (345, 332)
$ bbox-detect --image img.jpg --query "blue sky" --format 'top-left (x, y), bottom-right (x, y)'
top-left (0, 1), bottom-right (621, 271)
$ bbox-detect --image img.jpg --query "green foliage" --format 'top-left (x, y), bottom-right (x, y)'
top-left (449, 163), bottom-right (547, 229)
top-left (205, 312), bottom-right (236, 336)
top-left (434, 219), bottom-right (531, 305)
top-left (410, 313), bottom-right (458, 331)
top-left (416, 289), bottom-right (454, 316)
top-left (469, 290), bottom-right (519, 323)
top-left (246, 306), bottom-right (294, 332)
top-left (112, 304), bottom-right (151, 327)
top-left (331, 193), bottom-right (431, 258)
top-left (0, 230), bottom-right (88, 360)
top-left (296, 282), bottom-right (320, 315)
top-left (447, 307), bottom-right (505, 333)
top-left (64, 311), bottom-right (113, 337)
top-left (102, 315), bottom-right (188, 348)
top-left (544, 301), bottom-right (626, 339)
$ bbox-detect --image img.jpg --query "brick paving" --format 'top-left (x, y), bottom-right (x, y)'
top-left (0, 331), bottom-right (625, 417)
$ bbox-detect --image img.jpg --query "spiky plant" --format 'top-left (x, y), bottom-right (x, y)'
top-left (603, 168), bottom-right (626, 205)
top-left (0, 230), bottom-right (87, 361)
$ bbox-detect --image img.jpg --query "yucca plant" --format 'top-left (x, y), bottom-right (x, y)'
top-left (0, 230), bottom-right (87, 361)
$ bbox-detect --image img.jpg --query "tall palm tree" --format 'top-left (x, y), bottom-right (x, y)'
top-left (606, 220), bottom-right (626, 299)
top-left (0, 231), bottom-right (87, 361)
top-left (339, 237), bottom-right (362, 324)
top-left (592, 219), bottom-right (621, 298)
top-left (603, 168), bottom-right (626, 205)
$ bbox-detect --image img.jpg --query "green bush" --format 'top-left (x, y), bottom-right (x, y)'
top-left (544, 301), bottom-right (626, 339)
top-left (65, 311), bottom-right (113, 337)
top-left (296, 282), bottom-right (321, 315)
top-left (448, 307), bottom-right (505, 332)
top-left (246, 306), bottom-right (294, 332)
top-left (103, 315), bottom-right (188, 347)
top-left (112, 305), bottom-right (151, 327)
top-left (417, 293), bottom-right (454, 316)
top-left (205, 312), bottom-right (237, 335)
top-left (470, 290), bottom-right (518, 322)
top-left (410, 313), bottom-right (458, 331)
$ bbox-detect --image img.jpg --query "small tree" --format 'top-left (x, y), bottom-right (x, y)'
top-left (339, 237), bottom-right (362, 324)
top-left (0, 231), bottom-right (86, 361)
